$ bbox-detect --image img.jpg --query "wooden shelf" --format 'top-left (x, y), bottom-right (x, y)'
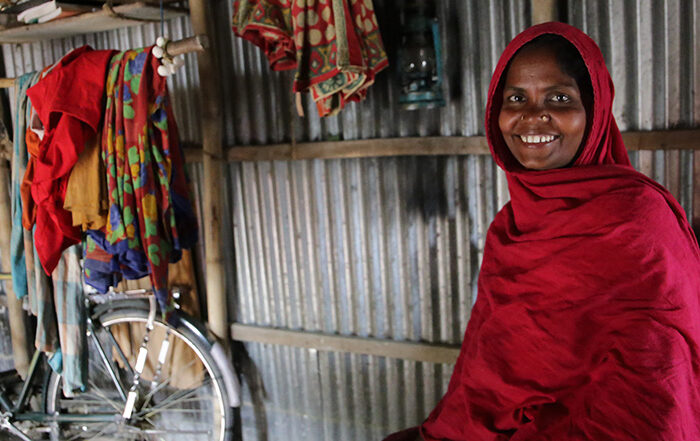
top-left (0, 2), bottom-right (187, 43)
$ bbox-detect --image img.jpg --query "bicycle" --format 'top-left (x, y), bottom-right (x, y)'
top-left (0, 287), bottom-right (239, 440)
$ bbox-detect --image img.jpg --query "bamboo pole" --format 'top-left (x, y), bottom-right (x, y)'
top-left (165, 34), bottom-right (208, 57)
top-left (0, 158), bottom-right (29, 377)
top-left (188, 0), bottom-right (228, 345)
top-left (531, 0), bottom-right (558, 24)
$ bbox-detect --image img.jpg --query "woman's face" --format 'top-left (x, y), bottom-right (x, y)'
top-left (498, 45), bottom-right (587, 170)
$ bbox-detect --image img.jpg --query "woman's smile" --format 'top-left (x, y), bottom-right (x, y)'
top-left (498, 45), bottom-right (587, 170)
top-left (517, 134), bottom-right (558, 145)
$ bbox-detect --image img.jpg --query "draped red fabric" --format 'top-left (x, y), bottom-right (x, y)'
top-left (26, 46), bottom-right (115, 275)
top-left (412, 22), bottom-right (700, 441)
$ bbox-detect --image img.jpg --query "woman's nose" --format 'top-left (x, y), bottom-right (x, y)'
top-left (519, 103), bottom-right (548, 122)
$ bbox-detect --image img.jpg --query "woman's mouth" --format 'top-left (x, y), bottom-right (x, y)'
top-left (518, 134), bottom-right (559, 147)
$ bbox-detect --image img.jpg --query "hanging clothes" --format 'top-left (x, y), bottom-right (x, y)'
top-left (10, 71), bottom-right (41, 299)
top-left (25, 46), bottom-right (116, 276)
top-left (10, 70), bottom-right (83, 389)
top-left (10, 72), bottom-right (58, 363)
top-left (232, 0), bottom-right (388, 116)
top-left (83, 230), bottom-right (150, 293)
top-left (89, 47), bottom-right (198, 315)
top-left (51, 245), bottom-right (86, 396)
top-left (63, 132), bottom-right (108, 230)
top-left (28, 223), bottom-right (57, 356)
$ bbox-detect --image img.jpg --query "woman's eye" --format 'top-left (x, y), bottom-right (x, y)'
top-left (506, 95), bottom-right (525, 103)
top-left (550, 94), bottom-right (571, 103)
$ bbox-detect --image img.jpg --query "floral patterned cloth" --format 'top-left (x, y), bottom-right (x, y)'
top-left (85, 48), bottom-right (197, 315)
top-left (233, 0), bottom-right (388, 116)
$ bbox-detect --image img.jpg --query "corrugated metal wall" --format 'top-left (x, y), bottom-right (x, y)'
top-left (1, 1), bottom-right (699, 440)
top-left (220, 2), bottom-right (527, 438)
top-left (567, 0), bottom-right (700, 216)
top-left (226, 155), bottom-right (503, 439)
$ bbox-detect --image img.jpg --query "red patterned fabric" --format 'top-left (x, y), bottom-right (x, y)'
top-left (232, 0), bottom-right (388, 116)
top-left (390, 22), bottom-right (700, 441)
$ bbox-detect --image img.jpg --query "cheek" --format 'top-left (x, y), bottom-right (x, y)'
top-left (566, 110), bottom-right (587, 141)
top-left (498, 110), bottom-right (517, 137)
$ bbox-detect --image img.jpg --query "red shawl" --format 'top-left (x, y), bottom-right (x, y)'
top-left (412, 22), bottom-right (700, 441)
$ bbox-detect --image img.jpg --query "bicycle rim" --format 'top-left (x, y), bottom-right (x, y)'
top-left (45, 309), bottom-right (232, 441)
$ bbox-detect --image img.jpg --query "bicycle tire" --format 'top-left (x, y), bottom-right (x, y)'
top-left (44, 307), bottom-right (233, 441)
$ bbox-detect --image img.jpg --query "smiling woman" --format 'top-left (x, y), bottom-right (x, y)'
top-left (384, 21), bottom-right (700, 441)
top-left (498, 35), bottom-right (588, 170)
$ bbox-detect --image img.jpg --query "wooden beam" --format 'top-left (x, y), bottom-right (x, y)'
top-left (231, 323), bottom-right (461, 364)
top-left (531, 0), bottom-right (558, 25)
top-left (0, 2), bottom-right (186, 44)
top-left (0, 160), bottom-right (29, 378)
top-left (227, 136), bottom-right (490, 161)
top-left (189, 0), bottom-right (228, 346)
top-left (181, 129), bottom-right (700, 163)
top-left (621, 129), bottom-right (700, 151)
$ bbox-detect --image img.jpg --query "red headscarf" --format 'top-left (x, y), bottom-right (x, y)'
top-left (414, 22), bottom-right (700, 441)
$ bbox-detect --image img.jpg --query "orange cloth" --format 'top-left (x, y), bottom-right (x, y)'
top-left (20, 128), bottom-right (40, 230)
top-left (63, 132), bottom-right (107, 230)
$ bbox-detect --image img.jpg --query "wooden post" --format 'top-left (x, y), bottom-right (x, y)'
top-left (188, 0), bottom-right (228, 345)
top-left (531, 0), bottom-right (558, 24)
top-left (0, 158), bottom-right (29, 377)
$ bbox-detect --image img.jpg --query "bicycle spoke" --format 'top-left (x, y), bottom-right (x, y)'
top-left (142, 356), bottom-right (203, 402)
top-left (87, 379), bottom-right (122, 411)
top-left (46, 308), bottom-right (230, 441)
top-left (140, 378), bottom-right (214, 416)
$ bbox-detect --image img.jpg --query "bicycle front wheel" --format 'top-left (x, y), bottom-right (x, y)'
top-left (45, 308), bottom-right (233, 441)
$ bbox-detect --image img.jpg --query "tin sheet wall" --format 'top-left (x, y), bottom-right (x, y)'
top-left (567, 0), bottom-right (700, 213)
top-left (0, 1), bottom-right (698, 440)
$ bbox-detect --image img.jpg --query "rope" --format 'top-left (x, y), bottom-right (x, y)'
top-left (160, 0), bottom-right (165, 38)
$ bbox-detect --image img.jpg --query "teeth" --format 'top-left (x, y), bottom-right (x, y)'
top-left (520, 135), bottom-right (555, 143)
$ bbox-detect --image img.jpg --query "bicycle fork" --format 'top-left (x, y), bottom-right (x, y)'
top-left (0, 413), bottom-right (32, 441)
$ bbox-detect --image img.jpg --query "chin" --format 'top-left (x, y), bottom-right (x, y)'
top-left (516, 156), bottom-right (550, 170)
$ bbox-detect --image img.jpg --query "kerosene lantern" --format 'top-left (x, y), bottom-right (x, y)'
top-left (397, 0), bottom-right (445, 110)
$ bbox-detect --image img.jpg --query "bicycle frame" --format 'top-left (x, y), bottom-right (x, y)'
top-left (0, 317), bottom-right (130, 439)
top-left (1, 290), bottom-right (239, 440)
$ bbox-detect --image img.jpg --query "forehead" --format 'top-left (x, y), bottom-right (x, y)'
top-left (504, 45), bottom-right (578, 88)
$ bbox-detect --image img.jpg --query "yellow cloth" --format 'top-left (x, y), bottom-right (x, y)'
top-left (63, 133), bottom-right (107, 230)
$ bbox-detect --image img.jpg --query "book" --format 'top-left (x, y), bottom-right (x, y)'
top-left (1, 0), bottom-right (102, 15)
top-left (17, 0), bottom-right (57, 22)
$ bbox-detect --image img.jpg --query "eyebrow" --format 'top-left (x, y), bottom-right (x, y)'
top-left (503, 84), bottom-right (580, 93)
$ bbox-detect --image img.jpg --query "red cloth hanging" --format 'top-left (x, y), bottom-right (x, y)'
top-left (392, 22), bottom-right (700, 441)
top-left (25, 46), bottom-right (116, 275)
top-left (232, 0), bottom-right (388, 116)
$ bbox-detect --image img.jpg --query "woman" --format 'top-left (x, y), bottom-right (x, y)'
top-left (386, 22), bottom-right (700, 441)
